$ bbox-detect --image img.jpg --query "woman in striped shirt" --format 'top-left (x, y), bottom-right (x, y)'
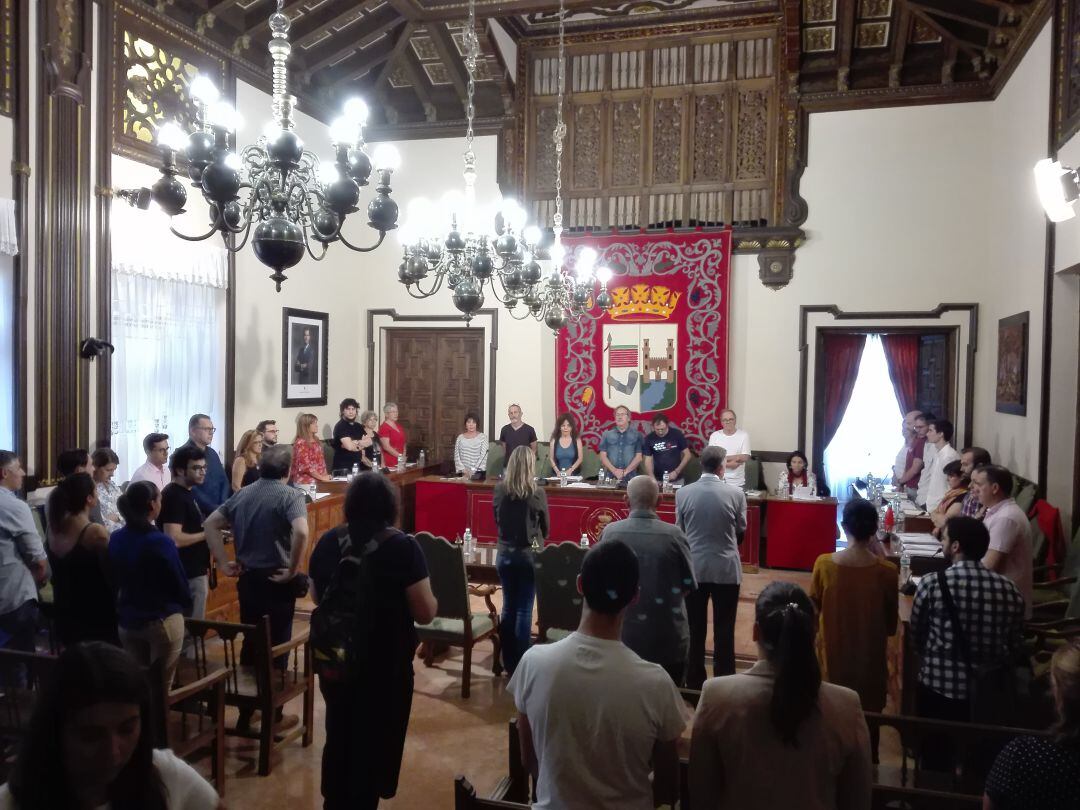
top-left (454, 411), bottom-right (489, 478)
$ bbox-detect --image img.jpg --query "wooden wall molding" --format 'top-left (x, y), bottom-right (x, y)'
top-left (34, 0), bottom-right (94, 482)
top-left (797, 303), bottom-right (979, 474)
top-left (10, 0), bottom-right (28, 461)
top-left (366, 308), bottom-right (499, 438)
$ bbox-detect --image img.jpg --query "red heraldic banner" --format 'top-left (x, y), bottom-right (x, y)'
top-left (555, 230), bottom-right (731, 452)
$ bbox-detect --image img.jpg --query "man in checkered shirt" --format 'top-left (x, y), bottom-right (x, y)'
top-left (910, 515), bottom-right (1024, 769)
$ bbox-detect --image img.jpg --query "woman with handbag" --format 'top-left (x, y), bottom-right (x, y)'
top-left (493, 445), bottom-right (550, 676)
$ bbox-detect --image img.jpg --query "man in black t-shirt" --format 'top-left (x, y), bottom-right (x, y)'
top-left (498, 404), bottom-right (537, 472)
top-left (642, 414), bottom-right (691, 483)
top-left (331, 398), bottom-right (369, 472)
top-left (159, 444), bottom-right (211, 621)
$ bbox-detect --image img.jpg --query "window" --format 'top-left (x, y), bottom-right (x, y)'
top-left (109, 200), bottom-right (227, 482)
top-left (823, 334), bottom-right (904, 501)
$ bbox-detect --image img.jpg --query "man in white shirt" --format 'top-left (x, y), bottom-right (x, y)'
top-left (973, 464), bottom-right (1033, 618)
top-left (707, 409), bottom-right (751, 489)
top-left (915, 413), bottom-right (937, 507)
top-left (128, 432), bottom-right (170, 491)
top-left (922, 419), bottom-right (960, 512)
top-left (509, 540), bottom-right (688, 810)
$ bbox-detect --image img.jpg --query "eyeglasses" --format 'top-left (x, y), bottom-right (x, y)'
top-left (198, 426), bottom-right (217, 433)
top-left (189, 464), bottom-right (208, 472)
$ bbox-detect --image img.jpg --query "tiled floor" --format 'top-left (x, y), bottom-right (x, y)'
top-left (199, 569), bottom-right (839, 808)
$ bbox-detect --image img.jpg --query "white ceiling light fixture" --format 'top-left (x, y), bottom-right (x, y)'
top-left (1033, 158), bottom-right (1080, 223)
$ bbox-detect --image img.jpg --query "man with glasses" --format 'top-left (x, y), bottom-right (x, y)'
top-left (159, 444), bottom-right (211, 623)
top-left (129, 432), bottom-right (170, 490)
top-left (181, 413), bottom-right (229, 517)
top-left (257, 419), bottom-right (279, 447)
top-left (706, 410), bottom-right (751, 489)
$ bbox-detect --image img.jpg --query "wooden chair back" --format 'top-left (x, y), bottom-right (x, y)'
top-left (0, 649), bottom-right (57, 735)
top-left (454, 776), bottom-right (529, 810)
top-left (534, 542), bottom-right (585, 640)
top-left (414, 532), bottom-right (470, 620)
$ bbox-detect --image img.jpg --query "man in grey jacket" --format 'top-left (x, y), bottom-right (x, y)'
top-left (599, 475), bottom-right (696, 685)
top-left (675, 446), bottom-right (747, 688)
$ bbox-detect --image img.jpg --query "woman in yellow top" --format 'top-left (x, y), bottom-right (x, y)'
top-left (810, 497), bottom-right (898, 762)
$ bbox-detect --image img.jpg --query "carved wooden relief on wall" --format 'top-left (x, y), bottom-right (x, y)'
top-left (521, 23), bottom-right (786, 232)
top-left (0, 0), bottom-right (14, 116)
top-left (112, 2), bottom-right (230, 163)
top-left (1053, 0), bottom-right (1080, 150)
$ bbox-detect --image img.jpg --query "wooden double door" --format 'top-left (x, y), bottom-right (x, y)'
top-left (384, 328), bottom-right (485, 464)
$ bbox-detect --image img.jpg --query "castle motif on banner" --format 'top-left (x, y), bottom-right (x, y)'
top-left (602, 283), bottom-right (680, 414)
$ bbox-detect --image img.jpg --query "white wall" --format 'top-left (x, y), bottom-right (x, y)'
top-left (231, 81), bottom-right (552, 443)
top-left (727, 22), bottom-right (1052, 488)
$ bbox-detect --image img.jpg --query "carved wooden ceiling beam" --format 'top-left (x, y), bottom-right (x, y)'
top-left (909, 0), bottom-right (1006, 30)
top-left (836, 0), bottom-right (858, 91)
top-left (369, 21), bottom-right (421, 115)
top-left (322, 25), bottom-right (408, 90)
top-left (397, 47), bottom-right (440, 121)
top-left (904, 5), bottom-right (983, 58)
top-left (889, 5), bottom-right (912, 88)
top-left (290, 2), bottom-right (395, 51)
top-left (425, 23), bottom-right (470, 105)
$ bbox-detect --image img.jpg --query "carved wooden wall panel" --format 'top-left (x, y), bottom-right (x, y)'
top-left (522, 24), bottom-right (784, 231)
top-left (1054, 0), bottom-right (1080, 150)
top-left (111, 2), bottom-right (231, 164)
top-left (0, 0), bottom-right (15, 116)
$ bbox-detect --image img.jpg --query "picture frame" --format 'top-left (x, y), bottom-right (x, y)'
top-left (995, 311), bottom-right (1028, 416)
top-left (282, 307), bottom-right (329, 407)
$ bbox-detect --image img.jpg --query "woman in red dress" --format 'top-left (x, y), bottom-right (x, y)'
top-left (290, 412), bottom-right (331, 485)
top-left (378, 402), bottom-right (408, 467)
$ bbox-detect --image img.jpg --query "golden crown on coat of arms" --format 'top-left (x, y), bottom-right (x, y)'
top-left (607, 284), bottom-right (681, 321)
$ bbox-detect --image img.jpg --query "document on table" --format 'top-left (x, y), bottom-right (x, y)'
top-left (312, 492), bottom-right (332, 501)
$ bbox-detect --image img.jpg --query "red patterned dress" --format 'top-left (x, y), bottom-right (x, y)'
top-left (290, 438), bottom-right (327, 485)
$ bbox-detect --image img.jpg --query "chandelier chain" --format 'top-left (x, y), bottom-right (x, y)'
top-left (552, 0), bottom-right (566, 234)
top-left (463, 0), bottom-right (478, 170)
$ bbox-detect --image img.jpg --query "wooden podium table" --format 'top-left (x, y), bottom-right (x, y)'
top-left (414, 477), bottom-right (762, 572)
top-left (763, 496), bottom-right (840, 571)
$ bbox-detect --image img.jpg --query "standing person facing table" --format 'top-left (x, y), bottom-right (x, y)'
top-left (642, 414), bottom-right (690, 484)
top-left (290, 413), bottom-right (331, 485)
top-left (600, 476), bottom-right (695, 686)
top-left (707, 409), bottom-right (751, 489)
top-left (91, 448), bottom-right (123, 533)
top-left (379, 402), bottom-right (407, 468)
top-left (158, 445), bottom-right (210, 623)
top-left (0, 451), bottom-right (48, 654)
top-left (359, 410), bottom-right (382, 470)
top-left (974, 464), bottom-right (1033, 618)
top-left (309, 473), bottom-right (437, 810)
top-left (892, 410), bottom-right (922, 486)
top-left (493, 446), bottom-right (549, 675)
top-left (204, 444), bottom-right (310, 732)
top-left (896, 413), bottom-right (929, 502)
top-left (922, 419), bottom-right (960, 512)
top-left (676, 446), bottom-right (747, 688)
top-left (179, 414), bottom-right (229, 518)
top-left (454, 411), bottom-right (489, 478)
top-left (331, 397), bottom-right (370, 473)
top-left (958, 447), bottom-right (992, 517)
top-left (915, 414), bottom-right (938, 508)
top-left (810, 498), bottom-right (898, 762)
top-left (548, 413), bottom-right (584, 476)
top-left (498, 404), bottom-right (537, 470)
top-left (929, 460), bottom-right (969, 531)
top-left (598, 405), bottom-right (643, 482)
top-left (129, 432), bottom-right (170, 491)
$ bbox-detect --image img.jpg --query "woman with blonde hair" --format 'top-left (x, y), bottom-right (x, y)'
top-left (231, 429), bottom-right (263, 492)
top-left (359, 410), bottom-right (381, 469)
top-left (492, 445), bottom-right (549, 675)
top-left (984, 640), bottom-right (1080, 809)
top-left (290, 413), bottom-right (330, 485)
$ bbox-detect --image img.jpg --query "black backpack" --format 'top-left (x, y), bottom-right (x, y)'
top-left (310, 526), bottom-right (386, 683)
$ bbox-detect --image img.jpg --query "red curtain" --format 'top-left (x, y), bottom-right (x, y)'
top-left (822, 334), bottom-right (867, 450)
top-left (881, 334), bottom-right (920, 414)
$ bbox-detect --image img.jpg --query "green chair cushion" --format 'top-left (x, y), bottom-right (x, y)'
top-left (535, 441), bottom-right (553, 478)
top-left (485, 442), bottom-right (505, 478)
top-left (415, 612), bottom-right (495, 642)
top-left (579, 447), bottom-right (601, 479)
top-left (682, 453), bottom-right (701, 484)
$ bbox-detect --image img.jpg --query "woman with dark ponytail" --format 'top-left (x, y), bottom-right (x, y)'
top-left (108, 481), bottom-right (192, 688)
top-left (689, 581), bottom-right (872, 809)
top-left (45, 473), bottom-right (118, 646)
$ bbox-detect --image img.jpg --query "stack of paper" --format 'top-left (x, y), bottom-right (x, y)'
top-left (898, 532), bottom-right (941, 557)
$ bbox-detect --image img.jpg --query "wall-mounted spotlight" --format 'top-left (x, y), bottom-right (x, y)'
top-left (1033, 159), bottom-right (1080, 222)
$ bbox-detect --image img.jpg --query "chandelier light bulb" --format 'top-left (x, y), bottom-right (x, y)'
top-left (343, 97), bottom-right (369, 126)
top-left (397, 220), bottom-right (416, 245)
top-left (262, 121), bottom-right (285, 141)
top-left (330, 116), bottom-right (356, 146)
top-left (209, 101), bottom-right (242, 131)
top-left (156, 121), bottom-right (188, 152)
top-left (373, 143), bottom-right (401, 172)
top-left (190, 74), bottom-right (220, 104)
top-left (523, 225), bottom-right (541, 245)
top-left (550, 240), bottom-right (566, 267)
top-left (577, 246), bottom-right (598, 273)
top-left (597, 266), bottom-right (613, 286)
top-left (223, 152), bottom-right (242, 171)
top-left (318, 162), bottom-right (341, 185)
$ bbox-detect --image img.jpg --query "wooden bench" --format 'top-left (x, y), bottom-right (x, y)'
top-left (183, 616), bottom-right (314, 776)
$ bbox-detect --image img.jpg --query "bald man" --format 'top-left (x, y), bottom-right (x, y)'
top-left (598, 476), bottom-right (696, 686)
top-left (893, 410), bottom-right (922, 485)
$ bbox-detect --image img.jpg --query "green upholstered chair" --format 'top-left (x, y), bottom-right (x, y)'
top-left (579, 447), bottom-right (602, 480)
top-left (485, 442), bottom-right (505, 478)
top-left (534, 542), bottom-right (586, 642)
top-left (1012, 474), bottom-right (1039, 516)
top-left (742, 457), bottom-right (764, 491)
top-left (413, 532), bottom-right (501, 697)
top-left (681, 453), bottom-right (701, 484)
top-left (535, 442), bottom-right (554, 478)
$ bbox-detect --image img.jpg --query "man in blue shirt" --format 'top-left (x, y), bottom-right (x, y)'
top-left (179, 413), bottom-right (230, 517)
top-left (642, 414), bottom-right (691, 483)
top-left (0, 451), bottom-right (48, 654)
top-left (598, 406), bottom-right (644, 482)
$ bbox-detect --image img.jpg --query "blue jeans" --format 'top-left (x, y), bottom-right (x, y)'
top-left (497, 548), bottom-right (536, 675)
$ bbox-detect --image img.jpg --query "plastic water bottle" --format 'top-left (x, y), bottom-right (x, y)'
top-left (580, 533), bottom-right (589, 548)
top-left (559, 468), bottom-right (567, 487)
top-left (351, 463), bottom-right (359, 480)
top-left (463, 528), bottom-right (474, 559)
top-left (899, 548), bottom-right (911, 585)
top-left (418, 449), bottom-right (426, 468)
top-left (662, 471), bottom-right (671, 494)
top-left (397, 452), bottom-right (405, 473)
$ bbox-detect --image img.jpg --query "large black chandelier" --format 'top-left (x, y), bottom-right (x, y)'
top-left (395, 0), bottom-right (612, 331)
top-left (147, 0), bottom-right (401, 290)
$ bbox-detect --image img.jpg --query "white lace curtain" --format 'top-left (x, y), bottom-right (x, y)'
top-left (0, 199), bottom-right (18, 450)
top-left (110, 206), bottom-right (227, 482)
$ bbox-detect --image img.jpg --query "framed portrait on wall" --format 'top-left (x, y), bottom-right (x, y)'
top-left (995, 311), bottom-right (1028, 416)
top-left (282, 308), bottom-right (328, 407)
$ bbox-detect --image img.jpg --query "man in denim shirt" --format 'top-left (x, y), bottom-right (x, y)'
top-left (598, 406), bottom-right (644, 482)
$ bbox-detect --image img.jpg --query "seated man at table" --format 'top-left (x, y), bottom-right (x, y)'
top-left (599, 476), bottom-right (696, 685)
top-left (598, 406), bottom-right (643, 482)
top-left (642, 414), bottom-right (691, 485)
top-left (973, 464), bottom-right (1033, 618)
top-left (958, 446), bottom-right (992, 517)
top-left (509, 540), bottom-right (688, 810)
